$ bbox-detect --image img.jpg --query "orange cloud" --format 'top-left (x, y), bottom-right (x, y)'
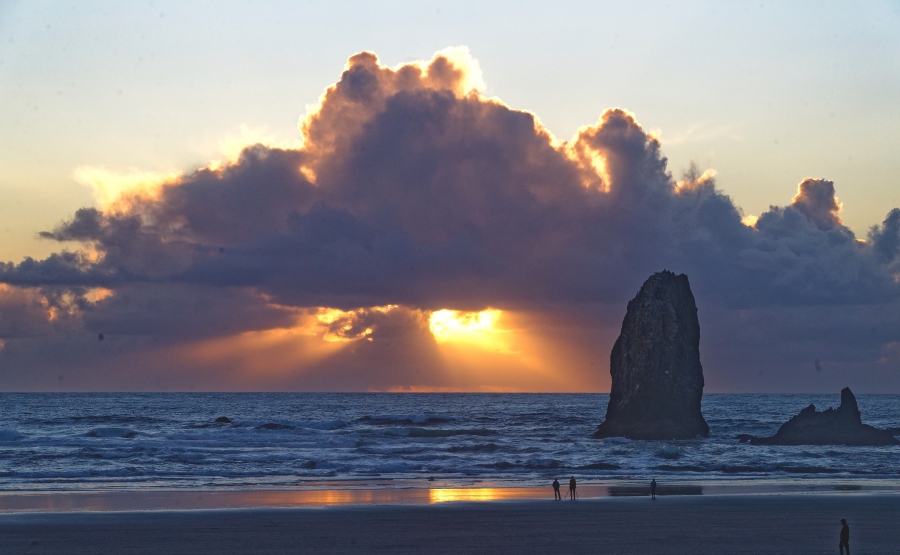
top-left (790, 177), bottom-right (843, 230)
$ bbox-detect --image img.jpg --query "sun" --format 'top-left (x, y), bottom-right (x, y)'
top-left (428, 309), bottom-right (510, 351)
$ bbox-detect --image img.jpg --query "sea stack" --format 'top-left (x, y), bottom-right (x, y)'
top-left (594, 271), bottom-right (709, 440)
top-left (737, 387), bottom-right (899, 446)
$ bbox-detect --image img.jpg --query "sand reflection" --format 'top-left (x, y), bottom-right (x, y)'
top-left (429, 488), bottom-right (502, 503)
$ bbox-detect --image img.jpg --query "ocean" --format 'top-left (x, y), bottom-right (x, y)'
top-left (1, 393), bottom-right (898, 492)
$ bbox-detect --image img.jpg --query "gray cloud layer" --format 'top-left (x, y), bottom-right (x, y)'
top-left (1, 50), bottom-right (899, 391)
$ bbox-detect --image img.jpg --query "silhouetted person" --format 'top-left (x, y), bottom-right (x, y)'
top-left (568, 476), bottom-right (577, 499)
top-left (839, 519), bottom-right (850, 555)
top-left (552, 478), bottom-right (561, 500)
top-left (650, 478), bottom-right (657, 500)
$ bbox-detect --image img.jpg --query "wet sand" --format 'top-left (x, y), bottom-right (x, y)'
top-left (2, 493), bottom-right (898, 554)
top-left (1, 481), bottom-right (894, 512)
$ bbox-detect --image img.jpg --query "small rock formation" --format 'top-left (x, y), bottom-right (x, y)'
top-left (594, 271), bottom-right (709, 440)
top-left (737, 387), bottom-right (899, 446)
top-left (214, 416), bottom-right (232, 423)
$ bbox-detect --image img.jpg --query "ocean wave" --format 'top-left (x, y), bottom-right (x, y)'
top-left (486, 460), bottom-right (517, 470)
top-left (781, 466), bottom-right (843, 474)
top-left (601, 437), bottom-right (633, 444)
top-left (0, 429), bottom-right (22, 441)
top-left (524, 458), bottom-right (561, 469)
top-left (161, 450), bottom-right (208, 464)
top-left (73, 447), bottom-right (140, 460)
top-left (300, 420), bottom-right (348, 430)
top-left (446, 442), bottom-right (501, 453)
top-left (84, 427), bottom-right (138, 438)
top-left (358, 446), bottom-right (430, 455)
top-left (653, 463), bottom-right (848, 475)
top-left (325, 437), bottom-right (365, 449)
top-left (717, 465), bottom-right (774, 473)
top-left (481, 458), bottom-right (561, 470)
top-left (241, 419), bottom-right (348, 431)
top-left (358, 414), bottom-right (453, 426)
top-left (255, 423), bottom-right (296, 430)
top-left (653, 464), bottom-right (708, 472)
top-left (42, 415), bottom-right (169, 425)
top-left (406, 428), bottom-right (497, 438)
top-left (654, 446), bottom-right (682, 460)
top-left (575, 462), bottom-right (621, 470)
top-left (371, 462), bottom-right (420, 473)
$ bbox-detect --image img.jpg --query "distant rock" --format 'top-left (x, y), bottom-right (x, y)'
top-left (214, 416), bottom-right (232, 423)
top-left (737, 388), bottom-right (899, 446)
top-left (594, 271), bottom-right (709, 440)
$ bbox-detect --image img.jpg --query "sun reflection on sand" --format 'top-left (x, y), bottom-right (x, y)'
top-left (428, 488), bottom-right (503, 503)
top-left (0, 486), bottom-right (606, 512)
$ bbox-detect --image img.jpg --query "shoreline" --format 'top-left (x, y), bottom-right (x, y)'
top-left (2, 478), bottom-right (899, 513)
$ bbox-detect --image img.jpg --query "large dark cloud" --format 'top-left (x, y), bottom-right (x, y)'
top-left (1, 49), bottom-right (898, 391)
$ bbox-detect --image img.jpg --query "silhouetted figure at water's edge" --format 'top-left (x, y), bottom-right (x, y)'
top-left (839, 519), bottom-right (850, 555)
top-left (650, 478), bottom-right (657, 500)
top-left (552, 478), bottom-right (561, 500)
top-left (568, 476), bottom-right (577, 500)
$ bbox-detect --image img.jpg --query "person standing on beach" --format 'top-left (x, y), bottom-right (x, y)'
top-left (568, 476), bottom-right (577, 499)
top-left (839, 519), bottom-right (850, 555)
top-left (552, 478), bottom-right (561, 500)
top-left (650, 478), bottom-right (657, 500)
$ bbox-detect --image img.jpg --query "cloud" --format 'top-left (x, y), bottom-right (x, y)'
top-left (789, 178), bottom-right (843, 231)
top-left (73, 167), bottom-right (182, 213)
top-left (869, 208), bottom-right (900, 265)
top-left (0, 284), bottom-right (78, 338)
top-left (1, 47), bottom-right (899, 391)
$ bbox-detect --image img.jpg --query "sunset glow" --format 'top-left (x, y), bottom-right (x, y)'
top-left (315, 308), bottom-right (370, 342)
top-left (1, 8), bottom-right (899, 393)
top-left (316, 306), bottom-right (397, 342)
top-left (178, 324), bottom-right (346, 382)
top-left (84, 288), bottom-right (114, 303)
top-left (428, 309), bottom-right (508, 350)
top-left (73, 166), bottom-right (179, 213)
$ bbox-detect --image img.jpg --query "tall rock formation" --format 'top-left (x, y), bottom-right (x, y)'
top-left (737, 388), bottom-right (899, 446)
top-left (594, 271), bottom-right (709, 440)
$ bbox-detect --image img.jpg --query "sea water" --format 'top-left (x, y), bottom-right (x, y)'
top-left (0, 393), bottom-right (898, 492)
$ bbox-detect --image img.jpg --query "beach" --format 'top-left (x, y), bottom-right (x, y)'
top-left (2, 492), bottom-right (898, 554)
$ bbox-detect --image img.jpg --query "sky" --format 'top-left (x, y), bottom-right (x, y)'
top-left (0, 1), bottom-right (899, 392)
